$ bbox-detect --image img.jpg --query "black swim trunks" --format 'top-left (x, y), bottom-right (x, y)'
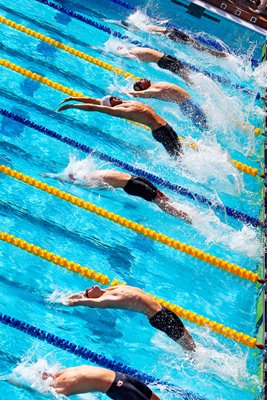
top-left (157, 54), bottom-right (185, 76)
top-left (166, 28), bottom-right (191, 44)
top-left (106, 372), bottom-right (153, 400)
top-left (149, 306), bottom-right (185, 341)
top-left (123, 176), bottom-right (158, 202)
top-left (152, 123), bottom-right (182, 157)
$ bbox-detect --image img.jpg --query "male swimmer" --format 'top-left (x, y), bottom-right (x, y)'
top-left (64, 285), bottom-right (196, 351)
top-left (57, 95), bottom-right (183, 157)
top-left (119, 19), bottom-right (227, 58)
top-left (43, 365), bottom-right (160, 399)
top-left (129, 78), bottom-right (208, 129)
top-left (42, 165), bottom-right (192, 223)
top-left (117, 47), bottom-right (192, 85)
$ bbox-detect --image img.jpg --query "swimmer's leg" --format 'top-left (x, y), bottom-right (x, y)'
top-left (153, 191), bottom-right (192, 224)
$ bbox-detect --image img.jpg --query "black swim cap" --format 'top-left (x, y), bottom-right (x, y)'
top-left (121, 20), bottom-right (130, 27)
top-left (133, 81), bottom-right (143, 91)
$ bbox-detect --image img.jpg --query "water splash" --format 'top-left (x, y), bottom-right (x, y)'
top-left (103, 37), bottom-right (134, 57)
top-left (191, 73), bottom-right (255, 152)
top-left (170, 201), bottom-right (260, 258)
top-left (41, 154), bottom-right (111, 189)
top-left (0, 355), bottom-right (62, 398)
top-left (178, 139), bottom-right (245, 196)
top-left (124, 10), bottom-right (169, 31)
top-left (152, 328), bottom-right (259, 391)
top-left (253, 61), bottom-right (267, 88)
top-left (46, 288), bottom-right (74, 305)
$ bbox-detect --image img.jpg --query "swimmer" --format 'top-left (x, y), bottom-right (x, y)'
top-left (65, 285), bottom-right (196, 351)
top-left (57, 95), bottom-right (183, 158)
top-left (129, 78), bottom-right (208, 129)
top-left (41, 167), bottom-right (192, 223)
top-left (120, 20), bottom-right (227, 58)
top-left (43, 365), bottom-right (160, 399)
top-left (118, 47), bottom-right (192, 85)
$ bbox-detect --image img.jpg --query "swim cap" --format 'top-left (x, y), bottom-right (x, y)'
top-left (101, 95), bottom-right (112, 107)
top-left (133, 81), bottom-right (143, 91)
top-left (121, 20), bottom-right (130, 27)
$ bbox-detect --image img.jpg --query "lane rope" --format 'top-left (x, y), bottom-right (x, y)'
top-left (0, 108), bottom-right (262, 227)
top-left (0, 312), bottom-right (210, 400)
top-left (0, 165), bottom-right (264, 285)
top-left (0, 58), bottom-right (259, 177)
top-left (0, 16), bottom-right (138, 81)
top-left (0, 231), bottom-right (111, 285)
top-left (0, 231), bottom-right (261, 348)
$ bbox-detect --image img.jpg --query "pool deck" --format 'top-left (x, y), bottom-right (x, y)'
top-left (194, 0), bottom-right (267, 30)
top-left (179, 0), bottom-right (267, 34)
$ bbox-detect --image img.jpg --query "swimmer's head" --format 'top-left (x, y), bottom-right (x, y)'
top-left (85, 286), bottom-right (104, 298)
top-left (101, 95), bottom-right (123, 107)
top-left (121, 20), bottom-right (130, 27)
top-left (68, 173), bottom-right (76, 181)
top-left (133, 79), bottom-right (151, 91)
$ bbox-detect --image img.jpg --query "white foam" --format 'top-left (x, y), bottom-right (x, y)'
top-left (253, 61), bottom-right (267, 88)
top-left (103, 37), bottom-right (134, 57)
top-left (191, 73), bottom-right (255, 151)
top-left (42, 155), bottom-right (111, 189)
top-left (151, 329), bottom-right (259, 390)
top-left (179, 139), bottom-right (245, 196)
top-left (46, 288), bottom-right (74, 305)
top-left (192, 208), bottom-right (260, 259)
top-left (125, 10), bottom-right (169, 32)
top-left (1, 356), bottom-right (62, 398)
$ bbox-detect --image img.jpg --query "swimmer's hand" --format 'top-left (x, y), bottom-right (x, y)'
top-left (57, 104), bottom-right (73, 112)
top-left (128, 91), bottom-right (140, 97)
top-left (65, 292), bottom-right (89, 306)
top-left (59, 97), bottom-right (74, 105)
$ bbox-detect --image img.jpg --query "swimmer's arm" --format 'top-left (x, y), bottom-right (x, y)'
top-left (190, 39), bottom-right (227, 57)
top-left (59, 97), bottom-right (101, 105)
top-left (120, 53), bottom-right (137, 59)
top-left (66, 294), bottom-right (115, 308)
top-left (128, 88), bottom-right (160, 98)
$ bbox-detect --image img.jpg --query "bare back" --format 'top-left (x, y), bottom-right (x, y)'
top-left (150, 82), bottom-right (191, 103)
top-left (52, 366), bottom-right (115, 395)
top-left (129, 47), bottom-right (164, 62)
top-left (85, 170), bottom-right (132, 188)
top-left (97, 285), bottom-right (162, 317)
top-left (112, 101), bottom-right (166, 130)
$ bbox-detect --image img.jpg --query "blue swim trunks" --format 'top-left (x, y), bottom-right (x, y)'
top-left (180, 99), bottom-right (208, 129)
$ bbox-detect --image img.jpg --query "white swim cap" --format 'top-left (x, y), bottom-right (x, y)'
top-left (101, 95), bottom-right (112, 107)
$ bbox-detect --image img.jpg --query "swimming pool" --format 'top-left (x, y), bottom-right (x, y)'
top-left (0, 0), bottom-right (266, 399)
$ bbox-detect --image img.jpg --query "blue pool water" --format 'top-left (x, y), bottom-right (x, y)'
top-left (0, 0), bottom-right (266, 399)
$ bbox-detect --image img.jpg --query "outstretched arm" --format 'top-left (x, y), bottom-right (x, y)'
top-left (57, 103), bottom-right (123, 117)
top-left (59, 97), bottom-right (101, 105)
top-left (66, 292), bottom-right (115, 308)
top-left (65, 292), bottom-right (110, 308)
top-left (190, 39), bottom-right (227, 57)
top-left (128, 88), bottom-right (160, 98)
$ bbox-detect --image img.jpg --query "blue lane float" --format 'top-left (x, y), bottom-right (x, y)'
top-left (34, 0), bottom-right (253, 93)
top-left (0, 312), bottom-right (208, 400)
top-left (0, 108), bottom-right (261, 227)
